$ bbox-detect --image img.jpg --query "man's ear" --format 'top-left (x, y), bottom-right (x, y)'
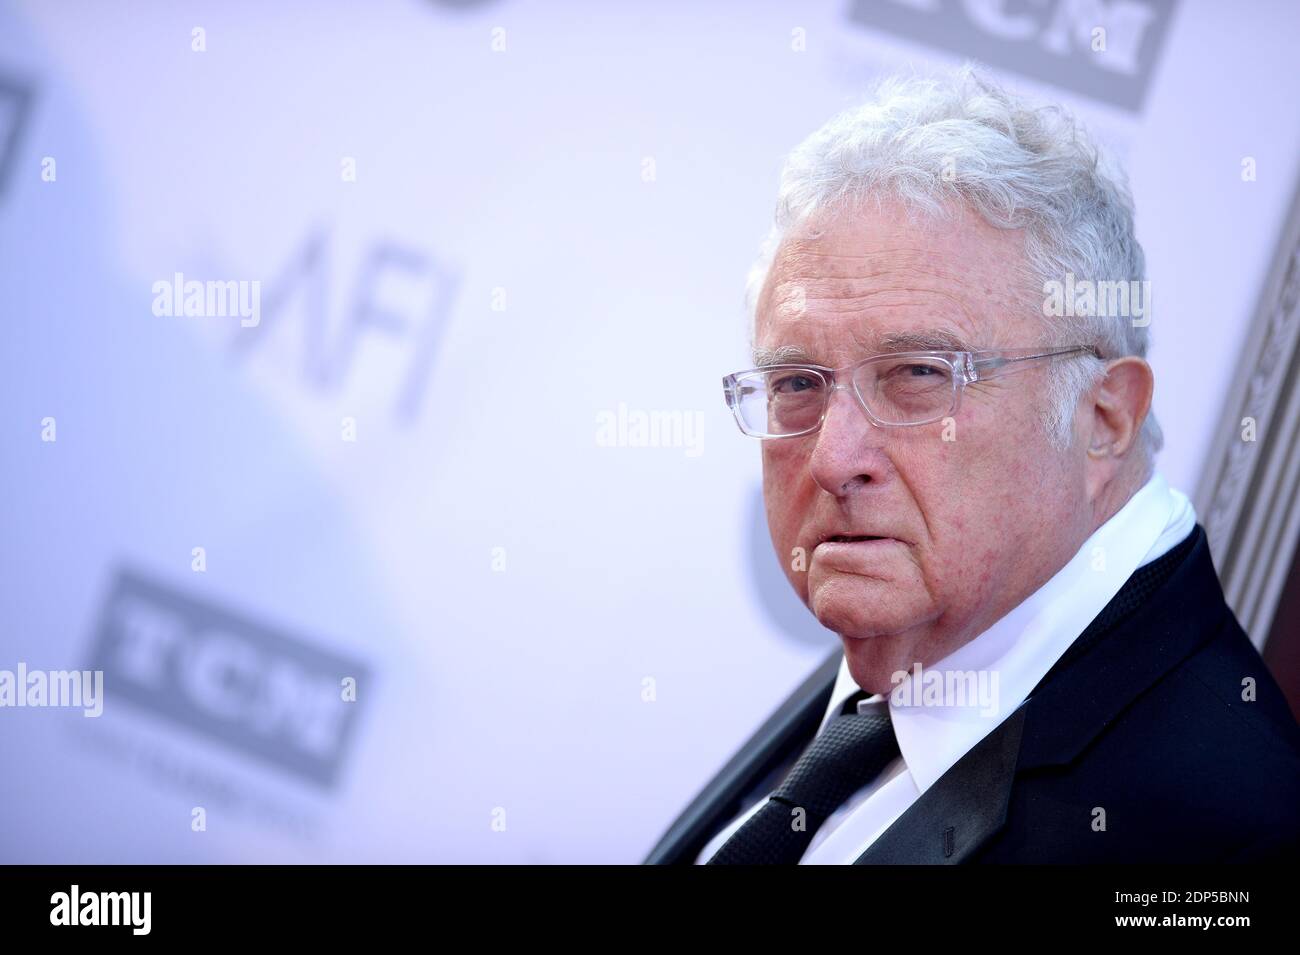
top-left (1083, 356), bottom-right (1154, 491)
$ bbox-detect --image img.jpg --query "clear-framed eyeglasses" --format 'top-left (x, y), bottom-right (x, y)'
top-left (722, 345), bottom-right (1102, 438)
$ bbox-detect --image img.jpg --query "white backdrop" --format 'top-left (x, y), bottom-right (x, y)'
top-left (1, 0), bottom-right (1297, 862)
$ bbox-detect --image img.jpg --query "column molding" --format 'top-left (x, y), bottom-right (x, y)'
top-left (1194, 179), bottom-right (1300, 650)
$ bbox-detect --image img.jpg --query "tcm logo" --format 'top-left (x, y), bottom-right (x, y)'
top-left (848, 0), bottom-right (1179, 112)
top-left (87, 568), bottom-right (371, 789)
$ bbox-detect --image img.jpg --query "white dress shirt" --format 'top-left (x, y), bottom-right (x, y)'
top-left (697, 470), bottom-right (1197, 864)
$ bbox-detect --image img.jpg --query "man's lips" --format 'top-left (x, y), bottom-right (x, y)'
top-left (812, 535), bottom-right (906, 559)
top-left (814, 532), bottom-right (903, 546)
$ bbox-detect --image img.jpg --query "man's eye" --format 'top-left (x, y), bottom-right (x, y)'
top-left (772, 374), bottom-right (821, 394)
top-left (882, 362), bottom-right (948, 380)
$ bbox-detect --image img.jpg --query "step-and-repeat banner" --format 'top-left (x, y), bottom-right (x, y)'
top-left (2, 0), bottom-right (1297, 862)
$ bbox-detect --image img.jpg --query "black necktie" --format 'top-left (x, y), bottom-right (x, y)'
top-left (706, 690), bottom-right (900, 864)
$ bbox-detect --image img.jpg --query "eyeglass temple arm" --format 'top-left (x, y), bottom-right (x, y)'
top-left (968, 346), bottom-right (1100, 380)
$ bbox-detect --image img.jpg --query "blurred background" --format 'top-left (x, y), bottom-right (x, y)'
top-left (2, 0), bottom-right (1298, 863)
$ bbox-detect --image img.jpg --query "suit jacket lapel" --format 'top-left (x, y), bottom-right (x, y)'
top-left (853, 703), bottom-right (1026, 863)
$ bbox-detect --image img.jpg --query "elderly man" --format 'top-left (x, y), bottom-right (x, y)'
top-left (644, 67), bottom-right (1300, 864)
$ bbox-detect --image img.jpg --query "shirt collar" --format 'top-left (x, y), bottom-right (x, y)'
top-left (815, 470), bottom-right (1197, 795)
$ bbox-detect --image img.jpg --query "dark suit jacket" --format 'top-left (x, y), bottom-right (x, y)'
top-left (644, 524), bottom-right (1300, 863)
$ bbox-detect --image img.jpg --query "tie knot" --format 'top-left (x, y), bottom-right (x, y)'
top-left (771, 710), bottom-right (900, 823)
top-left (839, 688), bottom-right (873, 716)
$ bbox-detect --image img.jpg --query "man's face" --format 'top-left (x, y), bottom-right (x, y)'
top-left (756, 200), bottom-right (1093, 694)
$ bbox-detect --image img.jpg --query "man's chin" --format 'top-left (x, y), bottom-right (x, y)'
top-left (807, 576), bottom-right (934, 687)
top-left (806, 573), bottom-right (901, 636)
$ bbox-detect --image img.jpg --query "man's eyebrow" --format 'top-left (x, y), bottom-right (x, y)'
top-left (875, 329), bottom-right (973, 352)
top-left (752, 344), bottom-right (821, 367)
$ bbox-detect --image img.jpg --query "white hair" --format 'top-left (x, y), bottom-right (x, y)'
top-left (745, 64), bottom-right (1162, 460)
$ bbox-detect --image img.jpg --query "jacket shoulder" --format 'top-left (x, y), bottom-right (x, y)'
top-left (1003, 615), bottom-right (1300, 862)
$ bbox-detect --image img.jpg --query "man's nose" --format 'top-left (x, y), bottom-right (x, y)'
top-left (807, 381), bottom-right (890, 497)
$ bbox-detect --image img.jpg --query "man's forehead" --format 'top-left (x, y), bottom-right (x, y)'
top-left (752, 327), bottom-right (976, 367)
top-left (756, 278), bottom-right (991, 365)
top-left (757, 202), bottom-right (1029, 339)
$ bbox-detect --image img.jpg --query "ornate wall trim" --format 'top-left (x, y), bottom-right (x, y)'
top-left (1194, 180), bottom-right (1300, 651)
